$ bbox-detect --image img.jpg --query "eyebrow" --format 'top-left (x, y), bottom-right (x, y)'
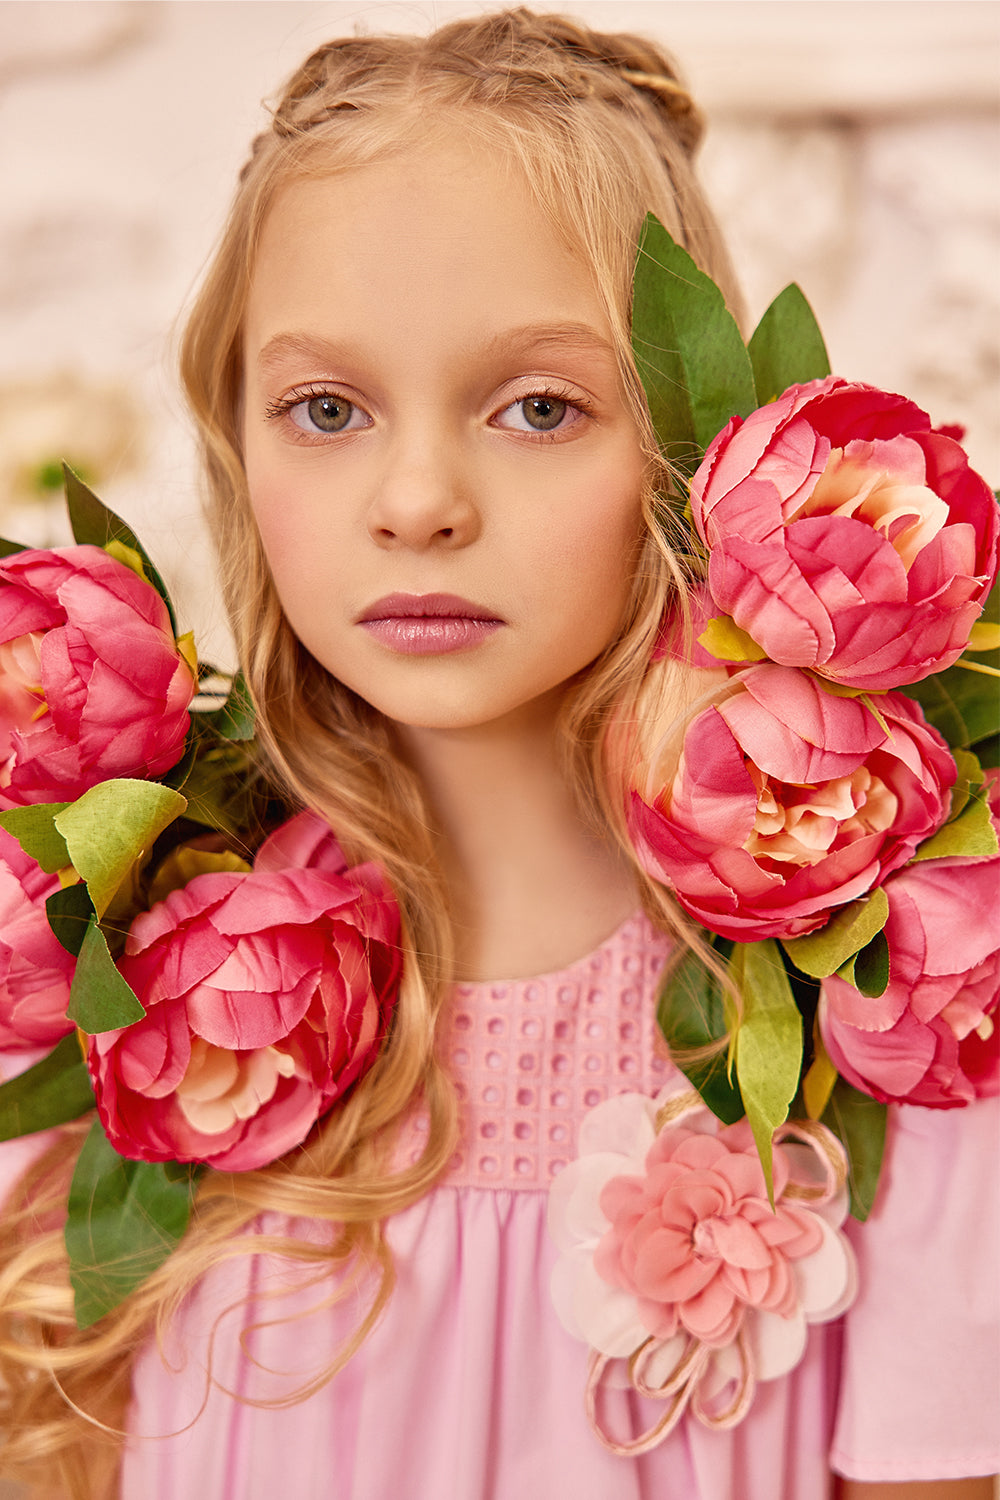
top-left (485, 323), bottom-right (618, 361)
top-left (255, 323), bottom-right (618, 377)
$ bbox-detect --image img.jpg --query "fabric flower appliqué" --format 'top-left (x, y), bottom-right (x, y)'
top-left (548, 1089), bottom-right (857, 1453)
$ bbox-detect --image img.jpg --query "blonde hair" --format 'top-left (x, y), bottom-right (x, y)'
top-left (0, 10), bottom-right (740, 1494)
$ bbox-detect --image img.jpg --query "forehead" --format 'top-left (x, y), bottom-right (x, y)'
top-left (244, 136), bottom-right (614, 358)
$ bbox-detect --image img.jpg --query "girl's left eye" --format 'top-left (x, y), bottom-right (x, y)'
top-left (265, 390), bottom-right (372, 437)
top-left (290, 395), bottom-right (369, 435)
top-left (494, 394), bottom-right (586, 436)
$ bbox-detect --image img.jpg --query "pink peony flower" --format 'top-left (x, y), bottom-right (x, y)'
top-left (251, 806), bottom-right (344, 873)
top-left (0, 545), bottom-right (195, 807)
top-left (0, 825), bottom-right (76, 1048)
top-left (549, 1090), bottom-right (855, 1443)
top-left (819, 773), bottom-right (1000, 1107)
top-left (689, 377), bottom-right (999, 690)
top-left (628, 665), bottom-right (955, 941)
top-left (86, 813), bottom-right (401, 1171)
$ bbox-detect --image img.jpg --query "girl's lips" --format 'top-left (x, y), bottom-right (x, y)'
top-left (356, 594), bottom-right (504, 655)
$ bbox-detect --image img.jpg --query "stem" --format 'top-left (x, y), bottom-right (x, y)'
top-left (955, 659), bottom-right (1000, 678)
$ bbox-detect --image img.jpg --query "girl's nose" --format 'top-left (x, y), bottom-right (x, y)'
top-left (366, 434), bottom-right (480, 551)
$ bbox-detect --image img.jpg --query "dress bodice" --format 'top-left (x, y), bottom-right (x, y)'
top-left (398, 911), bottom-right (679, 1189)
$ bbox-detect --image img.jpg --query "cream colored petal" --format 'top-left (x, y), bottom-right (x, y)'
top-left (572, 1257), bottom-right (648, 1358)
top-left (794, 1219), bottom-right (858, 1322)
top-left (549, 1151), bottom-right (633, 1251)
top-left (577, 1091), bottom-right (657, 1161)
top-left (745, 1305), bottom-right (808, 1381)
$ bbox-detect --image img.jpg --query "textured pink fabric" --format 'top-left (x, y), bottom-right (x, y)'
top-left (395, 913), bottom-right (676, 1189)
top-left (2, 914), bottom-right (998, 1497)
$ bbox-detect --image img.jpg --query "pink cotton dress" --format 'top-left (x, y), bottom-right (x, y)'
top-left (3, 913), bottom-right (998, 1498)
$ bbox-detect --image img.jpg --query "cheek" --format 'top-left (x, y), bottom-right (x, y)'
top-left (555, 475), bottom-right (645, 609)
top-left (245, 456), bottom-right (318, 588)
top-left (244, 448), bottom-right (281, 548)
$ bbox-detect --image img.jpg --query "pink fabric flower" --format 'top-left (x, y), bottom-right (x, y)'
top-left (689, 377), bottom-right (999, 690)
top-left (0, 825), bottom-right (75, 1048)
top-left (549, 1090), bottom-right (855, 1446)
top-left (251, 807), bottom-right (344, 873)
top-left (820, 773), bottom-right (1000, 1107)
top-left (628, 665), bottom-right (955, 941)
top-left (0, 545), bottom-right (195, 807)
top-left (86, 813), bottom-right (401, 1171)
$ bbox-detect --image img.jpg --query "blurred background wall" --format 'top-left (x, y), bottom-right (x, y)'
top-left (0, 0), bottom-right (997, 669)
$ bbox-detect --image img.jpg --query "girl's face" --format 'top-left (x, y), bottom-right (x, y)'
top-left (242, 134), bottom-right (646, 734)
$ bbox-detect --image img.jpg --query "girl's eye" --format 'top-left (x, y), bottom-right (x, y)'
top-left (495, 394), bottom-right (585, 436)
top-left (289, 395), bottom-right (366, 435)
top-left (518, 396), bottom-right (567, 431)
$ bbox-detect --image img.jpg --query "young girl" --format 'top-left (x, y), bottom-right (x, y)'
top-left (0, 10), bottom-right (997, 1500)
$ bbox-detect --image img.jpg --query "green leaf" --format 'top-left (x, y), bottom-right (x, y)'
top-left (632, 213), bottom-right (757, 474)
top-left (45, 882), bottom-right (95, 957)
top-left (0, 802), bottom-right (71, 872)
top-left (54, 780), bottom-right (186, 918)
top-left (0, 1034), bottom-right (94, 1140)
top-left (781, 888), bottom-right (890, 979)
top-left (970, 733), bottom-right (1000, 770)
top-left (169, 739), bottom-right (257, 836)
top-left (911, 791), bottom-right (998, 862)
top-left (731, 941), bottom-right (803, 1203)
top-left (900, 661), bottom-right (1000, 750)
top-left (945, 746), bottom-right (984, 822)
top-left (66, 920), bottom-right (145, 1033)
top-left (657, 948), bottom-right (744, 1123)
top-left (821, 1078), bottom-right (888, 1221)
top-left (747, 283), bottom-right (831, 403)
top-left (0, 534), bottom-right (30, 557)
top-left (697, 616), bottom-right (768, 664)
top-left (193, 669), bottom-right (255, 742)
top-left (66, 1121), bottom-right (200, 1327)
top-left (160, 736), bottom-right (198, 794)
top-left (837, 929), bottom-right (890, 998)
top-left (63, 466), bottom-right (177, 632)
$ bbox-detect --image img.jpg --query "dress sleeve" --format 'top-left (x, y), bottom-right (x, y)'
top-left (830, 1092), bottom-right (1000, 1481)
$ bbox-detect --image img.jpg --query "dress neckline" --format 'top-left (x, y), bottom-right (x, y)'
top-left (453, 909), bottom-right (655, 993)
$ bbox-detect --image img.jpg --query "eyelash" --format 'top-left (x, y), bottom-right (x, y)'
top-left (263, 383), bottom-right (595, 442)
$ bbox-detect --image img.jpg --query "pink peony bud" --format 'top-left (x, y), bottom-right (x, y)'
top-left (86, 813), bottom-right (401, 1171)
top-left (819, 773), bottom-right (1000, 1107)
top-left (0, 545), bottom-right (195, 807)
top-left (0, 825), bottom-right (76, 1048)
top-left (690, 377), bottom-right (999, 690)
top-left (627, 665), bottom-right (955, 941)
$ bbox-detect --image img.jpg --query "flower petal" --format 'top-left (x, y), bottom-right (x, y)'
top-left (745, 1306), bottom-right (808, 1381)
top-left (793, 1216), bottom-right (858, 1322)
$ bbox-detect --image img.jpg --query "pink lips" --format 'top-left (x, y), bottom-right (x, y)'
top-left (356, 593), bottom-right (504, 655)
